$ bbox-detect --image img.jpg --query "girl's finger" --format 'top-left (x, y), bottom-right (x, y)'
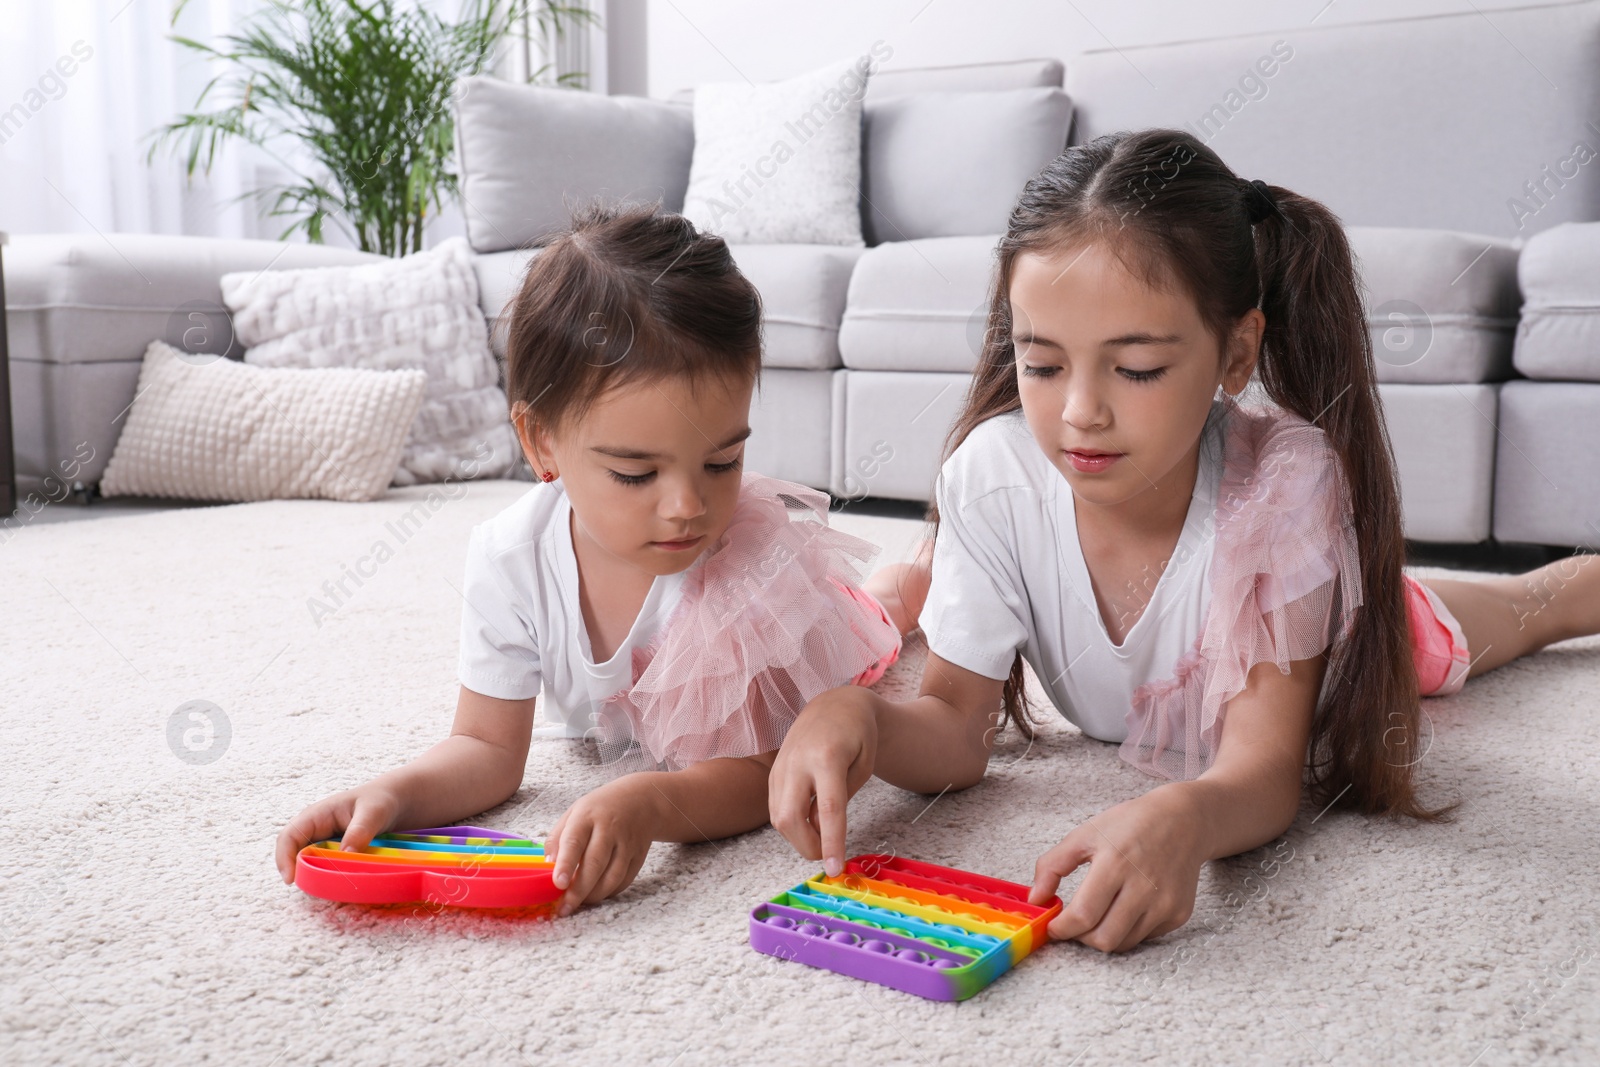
top-left (560, 834), bottom-right (615, 917)
top-left (812, 765), bottom-right (851, 878)
top-left (1111, 908), bottom-right (1154, 954)
top-left (551, 812), bottom-right (591, 892)
top-left (546, 810), bottom-right (570, 872)
top-left (1145, 909), bottom-right (1191, 941)
top-left (587, 848), bottom-right (639, 904)
top-left (1030, 831), bottom-right (1093, 907)
top-left (1048, 855), bottom-right (1120, 941)
top-left (1120, 908), bottom-right (1171, 953)
top-left (1073, 886), bottom-right (1140, 952)
top-left (340, 798), bottom-right (389, 853)
top-left (770, 769), bottom-right (822, 862)
top-left (277, 802), bottom-right (343, 883)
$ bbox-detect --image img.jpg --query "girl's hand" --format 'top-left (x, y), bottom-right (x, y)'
top-left (274, 783), bottom-right (403, 884)
top-left (547, 778), bottom-right (657, 917)
top-left (1028, 786), bottom-right (1207, 953)
top-left (768, 685), bottom-right (880, 877)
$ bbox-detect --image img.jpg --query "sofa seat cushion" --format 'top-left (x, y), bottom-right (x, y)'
top-left (1347, 227), bottom-right (1520, 384)
top-left (727, 243), bottom-right (863, 370)
top-left (6, 234), bottom-right (379, 367)
top-left (1514, 221), bottom-right (1600, 381)
top-left (838, 235), bottom-right (999, 373)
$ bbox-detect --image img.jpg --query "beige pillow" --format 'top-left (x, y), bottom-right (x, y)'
top-left (101, 341), bottom-right (426, 503)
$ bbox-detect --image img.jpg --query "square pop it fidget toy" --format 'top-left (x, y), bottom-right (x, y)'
top-left (293, 825), bottom-right (558, 908)
top-left (749, 853), bottom-right (1063, 1001)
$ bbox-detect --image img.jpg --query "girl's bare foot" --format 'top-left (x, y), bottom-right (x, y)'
top-left (864, 540), bottom-right (935, 637)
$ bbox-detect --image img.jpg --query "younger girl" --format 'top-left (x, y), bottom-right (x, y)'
top-left (769, 130), bottom-right (1600, 952)
top-left (276, 204), bottom-right (899, 915)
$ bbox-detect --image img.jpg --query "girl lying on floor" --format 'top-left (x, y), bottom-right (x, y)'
top-left (768, 129), bottom-right (1600, 953)
top-left (275, 204), bottom-right (899, 916)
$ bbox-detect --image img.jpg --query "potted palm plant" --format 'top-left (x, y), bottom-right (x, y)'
top-left (149, 0), bottom-right (597, 257)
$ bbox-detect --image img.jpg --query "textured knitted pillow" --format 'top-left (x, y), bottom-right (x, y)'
top-left (220, 237), bottom-right (519, 486)
top-left (100, 340), bottom-right (426, 503)
top-left (682, 58), bottom-right (868, 245)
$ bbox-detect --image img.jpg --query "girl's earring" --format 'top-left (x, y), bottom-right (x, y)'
top-left (540, 470), bottom-right (556, 483)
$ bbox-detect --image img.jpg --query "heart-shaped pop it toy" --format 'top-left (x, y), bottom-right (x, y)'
top-left (749, 854), bottom-right (1062, 1001)
top-left (294, 825), bottom-right (558, 909)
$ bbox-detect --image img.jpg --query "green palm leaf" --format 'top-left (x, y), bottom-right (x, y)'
top-left (148, 0), bottom-right (599, 257)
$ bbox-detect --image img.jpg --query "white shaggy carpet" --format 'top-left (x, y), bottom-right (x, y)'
top-left (2, 480), bottom-right (1597, 1066)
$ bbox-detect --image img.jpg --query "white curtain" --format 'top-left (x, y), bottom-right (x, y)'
top-left (0, 0), bottom-right (280, 240)
top-left (0, 0), bottom-right (606, 246)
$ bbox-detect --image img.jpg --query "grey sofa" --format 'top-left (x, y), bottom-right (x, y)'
top-left (7, 0), bottom-right (1600, 549)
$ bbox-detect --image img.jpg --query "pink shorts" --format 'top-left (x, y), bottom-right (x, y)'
top-left (1405, 576), bottom-right (1470, 697)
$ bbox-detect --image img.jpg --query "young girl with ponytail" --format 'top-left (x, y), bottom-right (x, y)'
top-left (768, 129), bottom-right (1600, 952)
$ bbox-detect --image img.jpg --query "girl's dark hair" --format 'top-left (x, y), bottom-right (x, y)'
top-left (501, 202), bottom-right (763, 433)
top-left (941, 128), bottom-right (1439, 820)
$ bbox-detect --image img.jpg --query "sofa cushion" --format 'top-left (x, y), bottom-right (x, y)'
top-left (99, 341), bottom-right (425, 503)
top-left (729, 244), bottom-right (864, 370)
top-left (5, 234), bottom-right (378, 367)
top-left (1348, 228), bottom-right (1520, 384)
top-left (471, 244), bottom-right (859, 371)
top-left (1494, 381), bottom-right (1600, 546)
top-left (838, 235), bottom-right (998, 373)
top-left (1513, 221), bottom-right (1600, 381)
top-left (746, 368), bottom-right (838, 491)
top-left (683, 59), bottom-right (867, 246)
top-left (1377, 382), bottom-right (1498, 543)
top-left (222, 237), bottom-right (519, 486)
top-left (453, 76), bottom-right (693, 255)
top-left (836, 370), bottom-right (970, 501)
top-left (862, 88), bottom-right (1071, 245)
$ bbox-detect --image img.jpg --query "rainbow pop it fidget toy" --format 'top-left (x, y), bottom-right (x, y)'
top-left (749, 853), bottom-right (1063, 1001)
top-left (294, 825), bottom-right (558, 909)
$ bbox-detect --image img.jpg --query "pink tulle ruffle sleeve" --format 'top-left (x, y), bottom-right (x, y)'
top-left (1120, 404), bottom-right (1362, 780)
top-left (593, 473), bottom-right (903, 771)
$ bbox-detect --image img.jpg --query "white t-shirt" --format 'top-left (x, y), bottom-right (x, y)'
top-left (457, 482), bottom-right (689, 738)
top-left (919, 405), bottom-right (1227, 743)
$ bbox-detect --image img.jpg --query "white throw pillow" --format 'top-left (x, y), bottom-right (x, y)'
top-left (100, 341), bottom-right (426, 503)
top-left (682, 59), bottom-right (869, 245)
top-left (220, 237), bottom-right (520, 485)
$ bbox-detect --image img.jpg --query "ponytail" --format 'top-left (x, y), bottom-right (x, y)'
top-left (936, 130), bottom-right (1446, 818)
top-left (1249, 188), bottom-right (1443, 818)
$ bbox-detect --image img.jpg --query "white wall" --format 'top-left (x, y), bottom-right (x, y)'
top-left (644, 0), bottom-right (1563, 97)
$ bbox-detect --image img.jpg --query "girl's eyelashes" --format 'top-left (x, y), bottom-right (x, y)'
top-left (604, 455), bottom-right (743, 486)
top-left (1020, 363), bottom-right (1167, 382)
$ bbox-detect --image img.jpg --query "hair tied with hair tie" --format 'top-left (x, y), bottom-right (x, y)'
top-left (1243, 178), bottom-right (1277, 224)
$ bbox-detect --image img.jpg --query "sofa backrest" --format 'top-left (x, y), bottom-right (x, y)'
top-left (1066, 0), bottom-right (1600, 238)
top-left (665, 58), bottom-right (1065, 106)
top-left (453, 60), bottom-right (1071, 254)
